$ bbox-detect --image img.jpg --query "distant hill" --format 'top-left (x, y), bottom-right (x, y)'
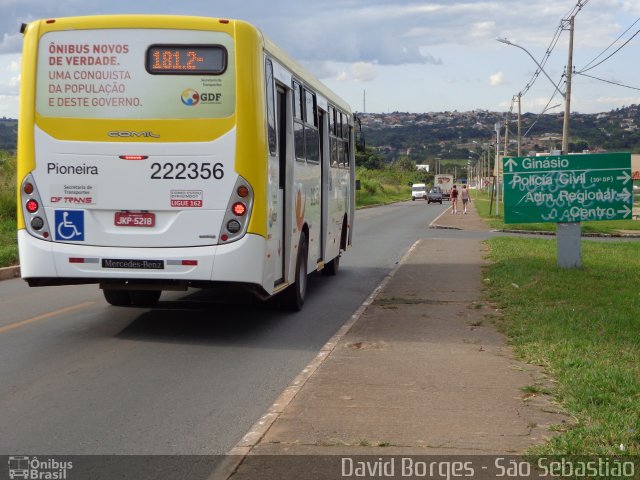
top-left (360, 104), bottom-right (640, 164)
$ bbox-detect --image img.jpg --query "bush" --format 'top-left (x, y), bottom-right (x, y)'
top-left (355, 166), bottom-right (430, 206)
top-left (0, 151), bottom-right (16, 222)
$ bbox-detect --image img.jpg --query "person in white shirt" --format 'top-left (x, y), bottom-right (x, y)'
top-left (460, 184), bottom-right (470, 214)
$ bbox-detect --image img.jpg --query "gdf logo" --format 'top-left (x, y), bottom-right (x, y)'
top-left (181, 89), bottom-right (200, 106)
top-left (200, 93), bottom-right (222, 102)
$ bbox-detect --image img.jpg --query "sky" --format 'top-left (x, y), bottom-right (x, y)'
top-left (1, 0), bottom-right (639, 118)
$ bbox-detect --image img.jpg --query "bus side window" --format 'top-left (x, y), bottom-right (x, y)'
top-left (328, 106), bottom-right (335, 136)
top-left (293, 81), bottom-right (305, 161)
top-left (305, 89), bottom-right (316, 126)
top-left (304, 89), bottom-right (319, 163)
top-left (342, 115), bottom-right (350, 167)
top-left (343, 126), bottom-right (350, 167)
top-left (328, 105), bottom-right (338, 168)
top-left (265, 59), bottom-right (277, 156)
top-left (337, 112), bottom-right (344, 168)
top-left (293, 81), bottom-right (303, 121)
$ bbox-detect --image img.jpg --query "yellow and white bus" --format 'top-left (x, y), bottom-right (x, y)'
top-left (17, 15), bottom-right (355, 310)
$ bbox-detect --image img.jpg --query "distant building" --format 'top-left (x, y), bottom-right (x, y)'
top-left (416, 164), bottom-right (430, 172)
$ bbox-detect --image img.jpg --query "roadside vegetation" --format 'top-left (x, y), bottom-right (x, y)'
top-left (354, 145), bottom-right (460, 206)
top-left (0, 151), bottom-right (18, 268)
top-left (355, 166), bottom-right (424, 207)
top-left (484, 237), bottom-right (640, 455)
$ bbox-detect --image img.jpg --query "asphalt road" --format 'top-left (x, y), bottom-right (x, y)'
top-left (0, 200), bottom-right (452, 455)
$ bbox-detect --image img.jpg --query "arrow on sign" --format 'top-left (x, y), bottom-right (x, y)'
top-left (504, 158), bottom-right (518, 173)
top-left (618, 188), bottom-right (632, 202)
top-left (617, 170), bottom-right (632, 185)
top-left (618, 204), bottom-right (632, 218)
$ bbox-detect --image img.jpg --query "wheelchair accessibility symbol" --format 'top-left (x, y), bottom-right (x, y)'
top-left (55, 210), bottom-right (85, 241)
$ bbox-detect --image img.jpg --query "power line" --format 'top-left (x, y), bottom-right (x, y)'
top-left (578, 16), bottom-right (640, 72)
top-left (575, 71), bottom-right (640, 91)
top-left (519, 26), bottom-right (563, 97)
top-left (563, 0), bottom-right (590, 20)
top-left (518, 0), bottom-right (588, 97)
top-left (523, 90), bottom-right (562, 138)
top-left (577, 27), bottom-right (640, 74)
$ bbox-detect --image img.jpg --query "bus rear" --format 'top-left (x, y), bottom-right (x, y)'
top-left (17, 16), bottom-right (270, 305)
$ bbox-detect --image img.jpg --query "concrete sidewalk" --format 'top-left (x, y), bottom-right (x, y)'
top-left (429, 196), bottom-right (489, 232)
top-left (219, 203), bottom-right (568, 478)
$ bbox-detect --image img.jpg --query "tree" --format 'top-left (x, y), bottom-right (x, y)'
top-left (394, 157), bottom-right (415, 171)
top-left (355, 147), bottom-right (383, 169)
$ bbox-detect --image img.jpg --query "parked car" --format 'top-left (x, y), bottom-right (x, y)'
top-left (411, 183), bottom-right (427, 201)
top-left (427, 186), bottom-right (443, 204)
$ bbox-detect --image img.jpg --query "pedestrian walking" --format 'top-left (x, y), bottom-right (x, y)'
top-left (450, 184), bottom-right (458, 214)
top-left (460, 184), bottom-right (470, 214)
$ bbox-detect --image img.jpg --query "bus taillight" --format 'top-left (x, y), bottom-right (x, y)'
top-left (219, 176), bottom-right (254, 244)
top-left (30, 217), bottom-right (45, 230)
top-left (232, 202), bottom-right (247, 216)
top-left (237, 185), bottom-right (249, 198)
top-left (226, 220), bottom-right (241, 233)
top-left (26, 199), bottom-right (39, 213)
top-left (21, 174), bottom-right (52, 241)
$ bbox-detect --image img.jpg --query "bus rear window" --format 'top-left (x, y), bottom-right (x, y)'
top-left (36, 29), bottom-right (235, 119)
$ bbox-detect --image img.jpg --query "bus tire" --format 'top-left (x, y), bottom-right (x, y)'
top-left (129, 290), bottom-right (162, 307)
top-left (103, 289), bottom-right (131, 306)
top-left (281, 232), bottom-right (308, 311)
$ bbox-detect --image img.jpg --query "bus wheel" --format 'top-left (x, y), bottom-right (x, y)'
top-left (129, 290), bottom-right (162, 307)
top-left (103, 289), bottom-right (131, 306)
top-left (282, 232), bottom-right (308, 311)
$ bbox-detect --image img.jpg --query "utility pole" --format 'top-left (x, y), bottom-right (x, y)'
top-left (503, 114), bottom-right (509, 159)
top-left (517, 93), bottom-right (522, 157)
top-left (495, 122), bottom-right (501, 215)
top-left (558, 14), bottom-right (580, 268)
top-left (562, 16), bottom-right (574, 155)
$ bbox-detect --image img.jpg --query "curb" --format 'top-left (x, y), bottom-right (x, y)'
top-left (429, 224), bottom-right (462, 231)
top-left (208, 240), bottom-right (422, 480)
top-left (494, 229), bottom-right (640, 238)
top-left (0, 266), bottom-right (20, 281)
top-left (428, 206), bottom-right (462, 231)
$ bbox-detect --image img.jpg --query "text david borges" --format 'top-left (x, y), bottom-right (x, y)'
top-left (342, 458), bottom-right (473, 478)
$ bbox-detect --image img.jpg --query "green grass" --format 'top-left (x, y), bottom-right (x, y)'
top-left (485, 237), bottom-right (640, 455)
top-left (0, 218), bottom-right (18, 267)
top-left (0, 151), bottom-right (16, 221)
top-left (473, 188), bottom-right (640, 234)
top-left (0, 151), bottom-right (17, 268)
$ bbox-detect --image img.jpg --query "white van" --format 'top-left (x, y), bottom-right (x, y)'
top-left (411, 183), bottom-right (427, 201)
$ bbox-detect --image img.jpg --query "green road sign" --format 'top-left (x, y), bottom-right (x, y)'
top-left (502, 152), bottom-right (632, 224)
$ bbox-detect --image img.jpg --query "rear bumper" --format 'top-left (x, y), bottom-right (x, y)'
top-left (18, 230), bottom-right (267, 289)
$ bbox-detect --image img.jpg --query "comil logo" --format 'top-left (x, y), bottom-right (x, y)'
top-left (180, 88), bottom-right (200, 106)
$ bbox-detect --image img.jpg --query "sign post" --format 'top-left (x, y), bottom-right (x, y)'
top-left (502, 152), bottom-right (632, 268)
